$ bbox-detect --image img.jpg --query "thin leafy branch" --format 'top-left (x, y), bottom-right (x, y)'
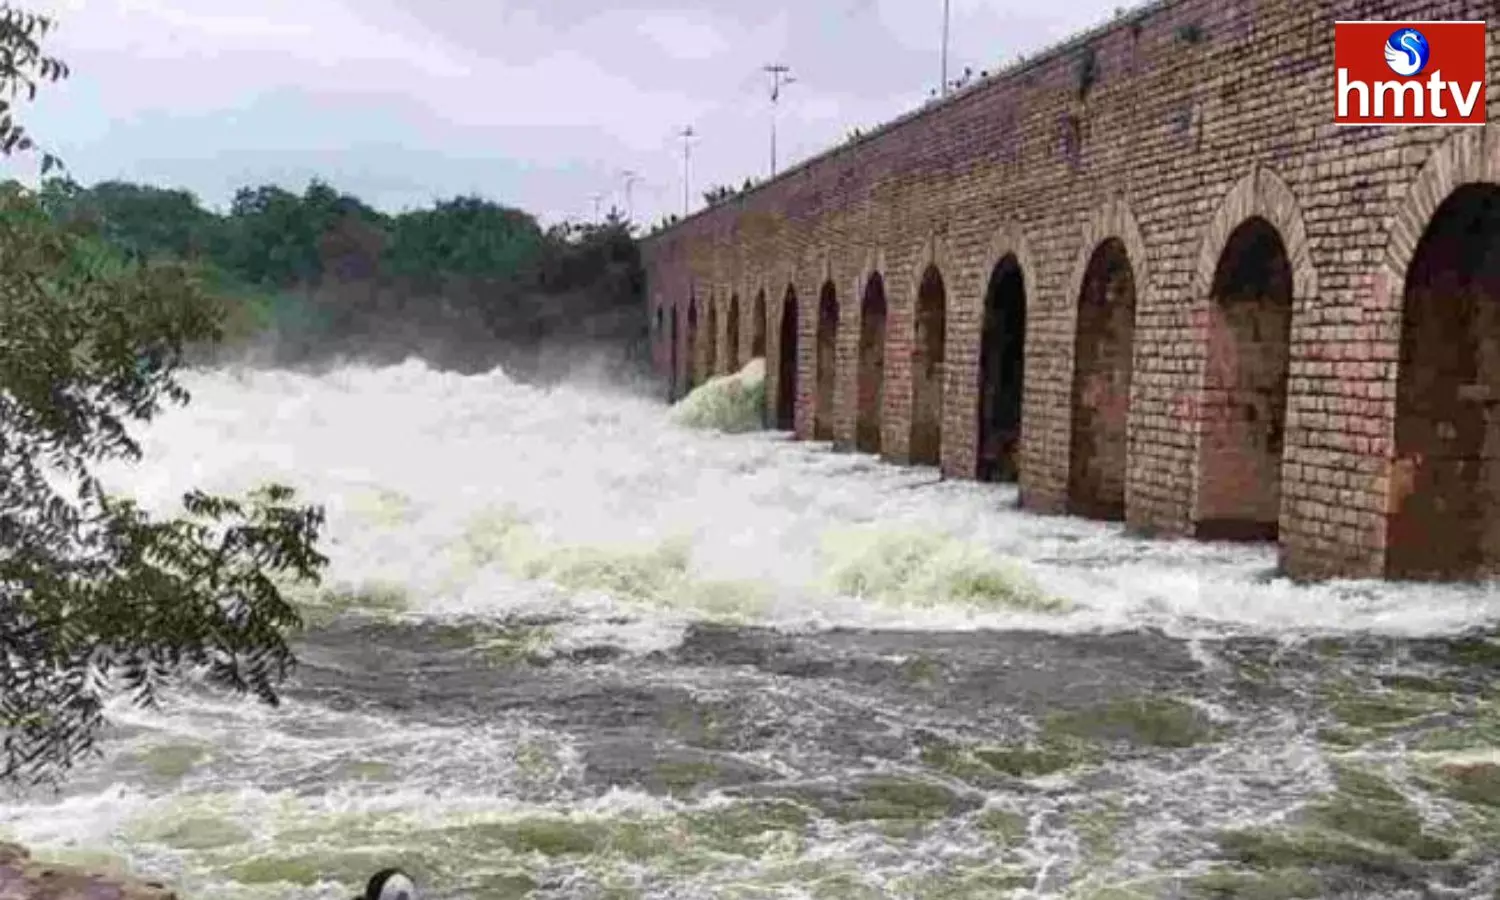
top-left (0, 4), bottom-right (329, 787)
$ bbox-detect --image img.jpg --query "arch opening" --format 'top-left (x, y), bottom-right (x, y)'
top-left (909, 264), bottom-right (947, 466)
top-left (654, 305), bottom-right (665, 396)
top-left (1068, 238), bottom-right (1137, 520)
top-left (669, 305), bottom-right (679, 400)
top-left (816, 281), bottom-right (839, 441)
top-left (1194, 217), bottom-right (1294, 542)
top-left (726, 294), bottom-right (741, 373)
top-left (705, 297), bottom-right (719, 378)
top-left (856, 273), bottom-right (887, 454)
top-left (686, 296), bottom-right (699, 390)
top-left (752, 289), bottom-right (768, 358)
top-left (977, 255), bottom-right (1027, 483)
top-left (776, 286), bottom-right (799, 430)
top-left (1388, 182), bottom-right (1500, 580)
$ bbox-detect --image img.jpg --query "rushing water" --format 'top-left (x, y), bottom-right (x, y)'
top-left (3, 359), bottom-right (1500, 900)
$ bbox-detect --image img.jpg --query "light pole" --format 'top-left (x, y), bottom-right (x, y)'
top-left (764, 63), bottom-right (794, 177)
top-left (590, 192), bottom-right (604, 223)
top-left (677, 125), bottom-right (696, 216)
top-left (620, 169), bottom-right (641, 223)
top-left (941, 0), bottom-right (951, 96)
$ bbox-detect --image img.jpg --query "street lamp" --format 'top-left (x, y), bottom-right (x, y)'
top-left (941, 0), bottom-right (951, 96)
top-left (677, 125), bottom-right (696, 216)
top-left (764, 63), bottom-right (795, 177)
top-left (619, 169), bottom-right (641, 222)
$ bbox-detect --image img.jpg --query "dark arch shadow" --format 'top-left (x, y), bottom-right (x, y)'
top-left (1194, 216), bottom-right (1293, 543)
top-left (776, 286), bottom-right (799, 430)
top-left (686, 296), bottom-right (699, 390)
top-left (909, 265), bottom-right (947, 466)
top-left (815, 281), bottom-right (839, 441)
top-left (1388, 182), bottom-right (1500, 580)
top-left (1068, 239), bottom-right (1137, 521)
top-left (856, 273), bottom-right (887, 454)
top-left (977, 255), bottom-right (1027, 483)
top-left (752, 289), bottom-right (768, 358)
top-left (668, 305), bottom-right (679, 400)
top-left (726, 294), bottom-right (741, 374)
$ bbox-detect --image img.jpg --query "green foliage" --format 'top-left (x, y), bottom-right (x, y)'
top-left (0, 5), bottom-right (66, 169)
top-left (220, 181), bottom-right (381, 287)
top-left (39, 178), bottom-right (219, 261)
top-left (28, 176), bottom-right (647, 375)
top-left (0, 4), bottom-right (329, 786)
top-left (383, 195), bottom-right (543, 283)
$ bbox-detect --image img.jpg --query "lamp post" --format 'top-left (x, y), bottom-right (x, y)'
top-left (620, 169), bottom-right (641, 222)
top-left (763, 63), bottom-right (794, 176)
top-left (677, 125), bottom-right (696, 216)
top-left (941, 0), bottom-right (951, 96)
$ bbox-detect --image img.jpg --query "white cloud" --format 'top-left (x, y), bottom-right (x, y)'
top-left (632, 12), bottom-right (731, 61)
top-left (15, 0), bottom-right (1129, 224)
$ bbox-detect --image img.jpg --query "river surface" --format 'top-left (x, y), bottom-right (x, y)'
top-left (3, 359), bottom-right (1500, 900)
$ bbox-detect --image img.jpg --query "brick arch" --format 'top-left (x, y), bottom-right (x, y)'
top-left (1190, 166), bottom-right (1317, 303)
top-left (967, 219), bottom-right (1040, 484)
top-left (749, 278), bottom-right (770, 360)
top-left (815, 274), bottom-right (841, 442)
top-left (802, 250), bottom-right (838, 441)
top-left (909, 232), bottom-right (954, 299)
top-left (765, 257), bottom-right (801, 432)
top-left (725, 290), bottom-right (742, 374)
top-left (685, 286), bottom-right (702, 390)
top-left (856, 248), bottom-right (889, 297)
top-left (685, 281), bottom-right (704, 391)
top-left (1379, 127), bottom-right (1500, 293)
top-left (981, 220), bottom-right (1040, 298)
top-left (666, 299), bottom-right (681, 401)
top-left (854, 248), bottom-right (891, 455)
top-left (773, 278), bottom-right (801, 434)
top-left (806, 249), bottom-right (836, 292)
top-left (1185, 166), bottom-right (1315, 541)
top-left (1065, 197), bottom-right (1150, 303)
top-left (650, 294), bottom-right (665, 384)
top-left (707, 288), bottom-right (723, 378)
top-left (1062, 196), bottom-right (1148, 521)
top-left (906, 232), bottom-right (952, 468)
top-left (1379, 127), bottom-right (1500, 579)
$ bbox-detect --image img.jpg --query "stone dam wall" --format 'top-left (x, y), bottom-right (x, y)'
top-left (640, 0), bottom-right (1499, 582)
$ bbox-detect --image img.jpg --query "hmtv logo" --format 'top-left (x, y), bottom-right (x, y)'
top-left (1334, 21), bottom-right (1488, 125)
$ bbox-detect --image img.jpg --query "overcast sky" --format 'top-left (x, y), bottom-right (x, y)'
top-left (15, 0), bottom-right (1127, 226)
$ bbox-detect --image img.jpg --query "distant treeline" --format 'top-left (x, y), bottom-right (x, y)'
top-left (31, 177), bottom-right (649, 380)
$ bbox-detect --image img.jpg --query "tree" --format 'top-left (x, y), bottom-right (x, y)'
top-left (39, 178), bottom-right (222, 261)
top-left (0, 4), bottom-right (329, 786)
top-left (221, 183), bottom-right (326, 286)
top-left (382, 195), bottom-right (544, 283)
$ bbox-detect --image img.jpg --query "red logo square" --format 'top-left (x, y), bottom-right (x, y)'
top-left (1334, 21), bottom-right (1488, 126)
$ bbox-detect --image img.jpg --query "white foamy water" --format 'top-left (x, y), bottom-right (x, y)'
top-left (90, 359), bottom-right (1500, 642)
top-left (1, 358), bottom-right (1496, 899)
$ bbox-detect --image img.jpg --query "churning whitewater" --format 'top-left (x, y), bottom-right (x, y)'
top-left (2, 359), bottom-right (1499, 900)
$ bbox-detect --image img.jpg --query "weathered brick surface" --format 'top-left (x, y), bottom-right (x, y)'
top-left (642, 0), bottom-right (1500, 580)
